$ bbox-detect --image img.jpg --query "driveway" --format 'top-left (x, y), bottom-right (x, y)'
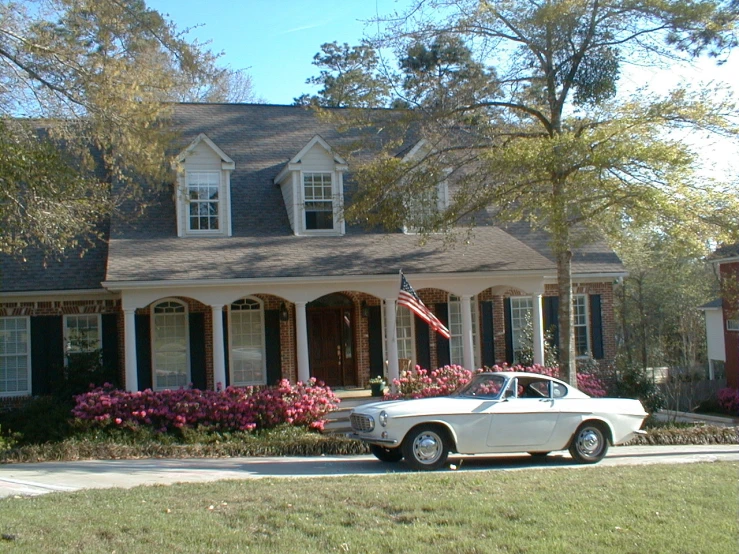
top-left (1, 444), bottom-right (737, 498)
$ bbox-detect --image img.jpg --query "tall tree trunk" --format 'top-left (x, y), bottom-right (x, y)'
top-left (557, 248), bottom-right (576, 386)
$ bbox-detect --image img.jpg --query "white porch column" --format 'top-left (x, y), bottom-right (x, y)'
top-left (211, 305), bottom-right (226, 390)
top-left (384, 298), bottom-right (400, 388)
top-left (124, 309), bottom-right (138, 392)
top-left (461, 294), bottom-right (475, 370)
top-left (295, 301), bottom-right (310, 383)
top-left (532, 293), bottom-right (545, 366)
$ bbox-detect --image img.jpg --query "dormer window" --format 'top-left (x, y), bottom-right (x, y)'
top-left (187, 171), bottom-right (221, 232)
top-left (275, 135), bottom-right (347, 236)
top-left (175, 134), bottom-right (235, 238)
top-left (400, 140), bottom-right (450, 234)
top-left (304, 172), bottom-right (335, 230)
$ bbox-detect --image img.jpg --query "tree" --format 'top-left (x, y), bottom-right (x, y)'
top-left (294, 41), bottom-right (391, 107)
top-left (314, 0), bottom-right (739, 385)
top-left (0, 0), bottom-right (230, 255)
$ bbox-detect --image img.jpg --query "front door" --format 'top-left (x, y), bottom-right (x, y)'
top-left (307, 297), bottom-right (356, 387)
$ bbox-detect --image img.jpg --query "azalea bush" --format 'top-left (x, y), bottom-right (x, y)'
top-left (386, 364), bottom-right (607, 399)
top-left (72, 379), bottom-right (339, 434)
top-left (717, 388), bottom-right (739, 415)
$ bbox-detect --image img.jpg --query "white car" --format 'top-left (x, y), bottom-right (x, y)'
top-left (349, 371), bottom-right (648, 470)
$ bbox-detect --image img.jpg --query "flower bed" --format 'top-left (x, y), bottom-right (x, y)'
top-left (717, 388), bottom-right (739, 415)
top-left (386, 364), bottom-right (607, 399)
top-left (72, 379), bottom-right (339, 433)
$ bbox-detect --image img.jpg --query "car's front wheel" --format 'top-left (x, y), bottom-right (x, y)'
top-left (401, 425), bottom-right (450, 471)
top-left (569, 422), bottom-right (609, 464)
top-left (369, 444), bottom-right (403, 463)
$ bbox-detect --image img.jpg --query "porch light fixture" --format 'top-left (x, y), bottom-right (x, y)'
top-left (279, 302), bottom-right (289, 322)
top-left (361, 300), bottom-right (369, 318)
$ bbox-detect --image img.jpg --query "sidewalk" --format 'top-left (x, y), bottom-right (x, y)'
top-left (654, 410), bottom-right (739, 427)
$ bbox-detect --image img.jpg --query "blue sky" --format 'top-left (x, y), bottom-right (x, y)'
top-left (148, 0), bottom-right (405, 104)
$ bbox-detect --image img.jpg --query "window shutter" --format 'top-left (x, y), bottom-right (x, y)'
top-left (415, 316), bottom-right (431, 370)
top-left (30, 316), bottom-right (64, 395)
top-left (590, 295), bottom-right (604, 359)
top-left (543, 296), bottom-right (560, 352)
top-left (189, 313), bottom-right (207, 390)
top-left (222, 310), bottom-right (230, 387)
top-left (264, 309), bottom-right (282, 385)
top-left (101, 314), bottom-right (120, 386)
top-left (504, 298), bottom-right (513, 365)
top-left (135, 314), bottom-right (152, 391)
top-left (434, 303), bottom-right (451, 367)
top-left (367, 306), bottom-right (384, 376)
top-left (480, 301), bottom-right (495, 368)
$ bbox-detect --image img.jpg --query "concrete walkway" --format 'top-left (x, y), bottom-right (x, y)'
top-left (1, 444), bottom-right (737, 499)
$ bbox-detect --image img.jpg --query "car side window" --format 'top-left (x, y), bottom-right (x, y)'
top-left (552, 383), bottom-right (567, 398)
top-left (528, 381), bottom-right (550, 398)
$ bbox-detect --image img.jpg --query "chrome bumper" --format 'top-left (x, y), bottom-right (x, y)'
top-left (348, 433), bottom-right (398, 445)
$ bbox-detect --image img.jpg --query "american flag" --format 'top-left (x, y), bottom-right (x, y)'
top-left (398, 273), bottom-right (451, 339)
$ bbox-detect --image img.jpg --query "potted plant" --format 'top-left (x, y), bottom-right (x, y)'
top-left (369, 375), bottom-right (386, 397)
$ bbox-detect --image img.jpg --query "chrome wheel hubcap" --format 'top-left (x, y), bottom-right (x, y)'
top-left (413, 432), bottom-right (442, 464)
top-left (577, 428), bottom-right (603, 458)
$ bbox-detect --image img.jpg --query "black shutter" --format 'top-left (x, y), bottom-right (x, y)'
top-left (222, 310), bottom-right (230, 387)
top-left (415, 316), bottom-right (431, 370)
top-left (590, 295), bottom-right (604, 359)
top-left (30, 316), bottom-right (64, 395)
top-left (543, 296), bottom-right (560, 351)
top-left (135, 314), bottom-right (152, 391)
top-left (264, 309), bottom-right (282, 385)
top-left (189, 313), bottom-right (207, 390)
top-left (101, 314), bottom-right (119, 379)
top-left (435, 303), bottom-right (450, 368)
top-left (367, 306), bottom-right (384, 377)
top-left (504, 298), bottom-right (513, 365)
top-left (480, 301), bottom-right (495, 368)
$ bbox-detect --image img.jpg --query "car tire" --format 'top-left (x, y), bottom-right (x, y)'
top-left (569, 421), bottom-right (609, 464)
top-left (369, 444), bottom-right (403, 463)
top-left (401, 424), bottom-right (450, 471)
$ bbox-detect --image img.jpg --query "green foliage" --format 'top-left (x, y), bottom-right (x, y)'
top-left (610, 363), bottom-right (666, 414)
top-left (0, 396), bottom-right (75, 446)
top-left (0, 0), bottom-right (230, 255)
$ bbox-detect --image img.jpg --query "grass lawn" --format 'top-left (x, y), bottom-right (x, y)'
top-left (0, 462), bottom-right (735, 554)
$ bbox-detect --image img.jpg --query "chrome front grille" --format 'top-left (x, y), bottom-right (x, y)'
top-left (350, 413), bottom-right (375, 432)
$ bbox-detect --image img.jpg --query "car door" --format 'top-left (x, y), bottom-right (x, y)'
top-left (485, 379), bottom-right (561, 448)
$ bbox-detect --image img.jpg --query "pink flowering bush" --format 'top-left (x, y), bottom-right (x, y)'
top-left (717, 388), bottom-right (739, 415)
top-left (386, 363), bottom-right (607, 399)
top-left (385, 365), bottom-right (477, 399)
top-left (72, 379), bottom-right (339, 433)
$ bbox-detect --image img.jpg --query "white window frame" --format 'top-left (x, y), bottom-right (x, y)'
top-left (185, 170), bottom-right (223, 234)
top-left (403, 180), bottom-right (450, 234)
top-left (151, 299), bottom-right (191, 391)
top-left (228, 297), bottom-right (267, 386)
top-left (302, 171), bottom-right (337, 233)
top-left (0, 316), bottom-right (31, 397)
top-left (448, 294), bottom-right (480, 368)
top-left (727, 319), bottom-right (739, 331)
top-left (573, 294), bottom-right (591, 358)
top-left (395, 305), bottom-right (416, 366)
top-left (510, 296), bottom-right (533, 364)
top-left (63, 313), bottom-right (102, 366)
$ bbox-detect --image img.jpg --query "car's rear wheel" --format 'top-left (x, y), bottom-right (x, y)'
top-left (401, 424), bottom-right (450, 471)
top-left (369, 444), bottom-right (403, 463)
top-left (569, 421), bottom-right (609, 464)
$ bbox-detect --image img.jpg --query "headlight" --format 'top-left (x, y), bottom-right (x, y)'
top-left (379, 410), bottom-right (388, 427)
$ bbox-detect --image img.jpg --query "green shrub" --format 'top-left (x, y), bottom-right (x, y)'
top-left (609, 363), bottom-right (665, 413)
top-left (0, 396), bottom-right (75, 445)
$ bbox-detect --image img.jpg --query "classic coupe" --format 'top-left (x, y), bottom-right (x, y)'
top-left (349, 371), bottom-right (648, 470)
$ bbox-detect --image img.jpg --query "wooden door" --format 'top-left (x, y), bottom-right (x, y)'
top-left (307, 308), bottom-right (343, 387)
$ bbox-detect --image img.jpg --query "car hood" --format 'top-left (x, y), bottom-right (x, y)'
top-left (351, 396), bottom-right (489, 418)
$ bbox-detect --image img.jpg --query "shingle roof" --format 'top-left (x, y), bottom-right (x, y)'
top-left (2, 103), bottom-right (625, 291)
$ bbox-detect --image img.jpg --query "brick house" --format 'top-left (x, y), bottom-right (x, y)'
top-left (0, 104), bottom-right (625, 400)
top-left (701, 243), bottom-right (739, 388)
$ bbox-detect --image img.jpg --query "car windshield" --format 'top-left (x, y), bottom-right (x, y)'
top-left (453, 373), bottom-right (508, 399)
